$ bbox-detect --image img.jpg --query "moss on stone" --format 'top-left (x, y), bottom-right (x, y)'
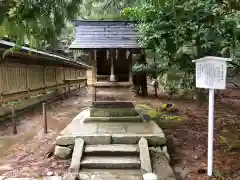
top-left (229, 140), bottom-right (240, 150)
top-left (147, 110), bottom-right (162, 119)
top-left (163, 115), bottom-right (185, 121)
top-left (219, 135), bottom-right (240, 150)
top-left (159, 103), bottom-right (178, 113)
top-left (136, 103), bottom-right (185, 128)
top-left (155, 115), bottom-right (185, 128)
top-left (219, 135), bottom-right (228, 145)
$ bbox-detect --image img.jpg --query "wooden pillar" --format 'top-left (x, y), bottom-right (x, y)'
top-left (110, 49), bottom-right (116, 82)
top-left (90, 50), bottom-right (97, 101)
top-left (128, 49), bottom-right (133, 84)
top-left (128, 49), bottom-right (133, 100)
top-left (73, 51), bottom-right (77, 61)
top-left (91, 50), bottom-right (97, 83)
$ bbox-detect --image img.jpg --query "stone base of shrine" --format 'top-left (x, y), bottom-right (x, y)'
top-left (56, 109), bottom-right (166, 146)
top-left (92, 81), bottom-right (133, 101)
top-left (90, 101), bottom-right (137, 117)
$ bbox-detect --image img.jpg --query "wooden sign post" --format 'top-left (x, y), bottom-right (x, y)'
top-left (192, 56), bottom-right (231, 176)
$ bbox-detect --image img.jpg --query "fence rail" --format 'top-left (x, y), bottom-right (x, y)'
top-left (0, 61), bottom-right (87, 105)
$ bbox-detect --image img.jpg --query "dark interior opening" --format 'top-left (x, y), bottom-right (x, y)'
top-left (96, 49), bottom-right (130, 82)
top-left (96, 50), bottom-right (110, 75)
top-left (114, 49), bottom-right (130, 82)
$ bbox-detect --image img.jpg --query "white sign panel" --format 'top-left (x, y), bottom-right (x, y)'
top-left (195, 61), bottom-right (227, 89)
top-left (193, 56), bottom-right (231, 177)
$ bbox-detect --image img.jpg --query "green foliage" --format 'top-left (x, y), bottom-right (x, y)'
top-left (1, 0), bottom-right (137, 52)
top-left (1, 0), bottom-right (83, 49)
top-left (123, 0), bottom-right (240, 97)
top-left (77, 0), bottom-right (135, 20)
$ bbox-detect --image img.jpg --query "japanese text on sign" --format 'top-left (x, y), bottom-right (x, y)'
top-left (195, 61), bottom-right (227, 89)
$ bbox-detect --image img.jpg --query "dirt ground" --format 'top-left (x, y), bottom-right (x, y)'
top-left (137, 88), bottom-right (240, 180)
top-left (0, 88), bottom-right (91, 177)
top-left (0, 87), bottom-right (239, 179)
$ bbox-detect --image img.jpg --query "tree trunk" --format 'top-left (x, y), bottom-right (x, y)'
top-left (196, 88), bottom-right (207, 106)
top-left (154, 83), bottom-right (158, 97)
top-left (141, 72), bottom-right (148, 96)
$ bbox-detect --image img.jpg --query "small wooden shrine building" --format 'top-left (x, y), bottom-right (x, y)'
top-left (69, 20), bottom-right (142, 101)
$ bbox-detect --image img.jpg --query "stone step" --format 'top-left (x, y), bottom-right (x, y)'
top-left (90, 108), bottom-right (137, 117)
top-left (78, 169), bottom-right (143, 180)
top-left (84, 144), bottom-right (139, 156)
top-left (81, 156), bottom-right (140, 169)
top-left (91, 101), bottom-right (134, 108)
top-left (85, 116), bottom-right (142, 122)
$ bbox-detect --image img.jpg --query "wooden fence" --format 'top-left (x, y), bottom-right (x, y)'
top-left (0, 61), bottom-right (87, 105)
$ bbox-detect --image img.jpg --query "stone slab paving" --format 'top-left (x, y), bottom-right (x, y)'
top-left (4, 179), bottom-right (34, 180)
top-left (84, 144), bottom-right (139, 154)
top-left (98, 124), bottom-right (126, 133)
top-left (43, 176), bottom-right (62, 180)
top-left (0, 177), bottom-right (63, 180)
top-left (85, 116), bottom-right (142, 122)
top-left (90, 108), bottom-right (137, 117)
top-left (78, 169), bottom-right (143, 180)
top-left (60, 109), bottom-right (164, 136)
top-left (57, 109), bottom-right (166, 146)
top-left (81, 156), bottom-right (140, 169)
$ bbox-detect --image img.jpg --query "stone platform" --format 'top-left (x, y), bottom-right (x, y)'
top-left (54, 101), bottom-right (175, 180)
top-left (78, 169), bottom-right (143, 180)
top-left (90, 101), bottom-right (137, 117)
top-left (56, 109), bottom-right (166, 146)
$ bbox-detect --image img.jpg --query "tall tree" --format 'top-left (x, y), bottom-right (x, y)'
top-left (123, 0), bottom-right (240, 98)
top-left (77, 0), bottom-right (136, 20)
top-left (0, 0), bottom-right (83, 49)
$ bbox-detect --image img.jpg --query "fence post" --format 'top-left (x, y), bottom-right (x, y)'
top-left (0, 93), bottom-right (3, 107)
top-left (11, 105), bottom-right (17, 134)
top-left (55, 67), bottom-right (59, 93)
top-left (63, 66), bottom-right (67, 94)
top-left (43, 66), bottom-right (47, 95)
top-left (92, 86), bottom-right (96, 101)
top-left (42, 102), bottom-right (47, 134)
top-left (26, 63), bottom-right (31, 97)
top-left (68, 82), bottom-right (71, 95)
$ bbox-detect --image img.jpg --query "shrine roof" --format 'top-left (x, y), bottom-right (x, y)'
top-left (69, 20), bottom-right (141, 49)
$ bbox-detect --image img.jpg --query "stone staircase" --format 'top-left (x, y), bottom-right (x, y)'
top-left (69, 141), bottom-right (145, 180)
top-left (56, 101), bottom-right (175, 180)
top-left (81, 144), bottom-right (140, 169)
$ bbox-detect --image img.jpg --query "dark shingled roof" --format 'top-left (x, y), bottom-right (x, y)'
top-left (0, 39), bottom-right (91, 68)
top-left (69, 20), bottom-right (141, 49)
